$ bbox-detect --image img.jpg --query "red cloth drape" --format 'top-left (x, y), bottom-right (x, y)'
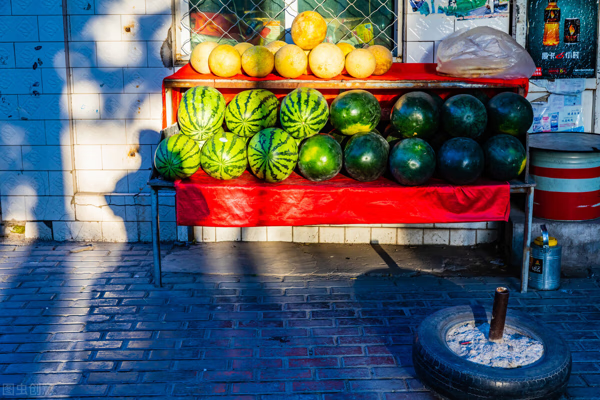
top-left (175, 170), bottom-right (510, 227)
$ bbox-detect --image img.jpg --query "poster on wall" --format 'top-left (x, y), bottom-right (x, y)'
top-left (409, 0), bottom-right (509, 20)
top-left (527, 0), bottom-right (598, 79)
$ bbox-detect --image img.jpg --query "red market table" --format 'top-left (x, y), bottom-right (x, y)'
top-left (149, 64), bottom-right (535, 292)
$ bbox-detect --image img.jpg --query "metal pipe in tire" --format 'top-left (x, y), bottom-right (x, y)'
top-left (489, 287), bottom-right (509, 342)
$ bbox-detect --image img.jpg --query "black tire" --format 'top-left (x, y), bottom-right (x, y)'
top-left (413, 305), bottom-right (571, 400)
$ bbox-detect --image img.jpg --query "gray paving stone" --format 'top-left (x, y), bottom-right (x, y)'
top-left (16, 342), bottom-right (72, 352)
top-left (49, 385), bottom-right (108, 396)
top-left (62, 361), bottom-right (115, 371)
top-left (87, 372), bottom-right (140, 384)
top-left (5, 363), bottom-right (62, 373)
top-left (40, 351), bottom-right (92, 361)
top-left (0, 241), bottom-right (597, 399)
top-left (26, 372), bottom-right (82, 385)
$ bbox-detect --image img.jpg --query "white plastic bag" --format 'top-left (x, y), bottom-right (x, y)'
top-left (436, 27), bottom-right (537, 79)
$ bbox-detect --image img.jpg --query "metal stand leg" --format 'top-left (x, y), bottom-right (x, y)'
top-left (521, 187), bottom-right (535, 293)
top-left (151, 188), bottom-right (162, 287)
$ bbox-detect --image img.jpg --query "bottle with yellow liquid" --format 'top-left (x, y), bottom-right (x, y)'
top-left (543, 0), bottom-right (561, 46)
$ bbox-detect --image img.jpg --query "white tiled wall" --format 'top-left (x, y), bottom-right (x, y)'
top-left (195, 223), bottom-right (502, 246)
top-left (0, 0), bottom-right (541, 244)
top-left (0, 0), bottom-right (175, 242)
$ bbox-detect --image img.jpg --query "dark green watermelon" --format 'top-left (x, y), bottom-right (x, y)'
top-left (483, 134), bottom-right (527, 181)
top-left (391, 92), bottom-right (440, 140)
top-left (487, 92), bottom-right (534, 137)
top-left (448, 89), bottom-right (489, 105)
top-left (438, 137), bottom-right (484, 185)
top-left (426, 91), bottom-right (445, 109)
top-left (389, 138), bottom-right (436, 186)
top-left (329, 130), bottom-right (349, 147)
top-left (344, 132), bottom-right (389, 182)
top-left (442, 94), bottom-right (487, 139)
top-left (383, 123), bottom-right (398, 137)
top-left (330, 90), bottom-right (381, 136)
top-left (385, 134), bottom-right (402, 148)
top-left (467, 89), bottom-right (489, 105)
top-left (383, 124), bottom-right (401, 146)
top-left (427, 131), bottom-right (452, 152)
top-left (475, 129), bottom-right (494, 146)
top-left (298, 134), bottom-right (343, 182)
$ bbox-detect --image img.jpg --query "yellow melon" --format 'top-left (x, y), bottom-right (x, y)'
top-left (304, 50), bottom-right (311, 75)
top-left (190, 41), bottom-right (219, 74)
top-left (367, 45), bottom-right (393, 76)
top-left (208, 44), bottom-right (242, 78)
top-left (336, 42), bottom-right (355, 57)
top-left (241, 45), bottom-right (274, 78)
top-left (234, 42), bottom-right (253, 56)
top-left (291, 11), bottom-right (327, 50)
top-left (265, 40), bottom-right (287, 55)
top-left (274, 44), bottom-right (307, 79)
top-left (336, 42), bottom-right (355, 74)
top-left (345, 48), bottom-right (376, 79)
top-left (308, 43), bottom-right (344, 79)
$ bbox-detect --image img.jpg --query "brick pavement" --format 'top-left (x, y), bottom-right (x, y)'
top-left (0, 241), bottom-right (599, 399)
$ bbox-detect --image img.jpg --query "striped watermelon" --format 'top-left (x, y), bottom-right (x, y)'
top-left (280, 88), bottom-right (329, 139)
top-left (225, 89), bottom-right (278, 137)
top-left (178, 86), bottom-right (226, 142)
top-left (200, 131), bottom-right (247, 180)
top-left (248, 128), bottom-right (298, 183)
top-left (154, 134), bottom-right (201, 181)
top-left (196, 126), bottom-right (225, 152)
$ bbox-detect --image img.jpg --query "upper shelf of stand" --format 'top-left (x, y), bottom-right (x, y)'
top-left (163, 63), bottom-right (529, 93)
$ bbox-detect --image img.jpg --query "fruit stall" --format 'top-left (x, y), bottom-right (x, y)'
top-left (148, 63), bottom-right (535, 289)
top-left (148, 12), bottom-right (536, 290)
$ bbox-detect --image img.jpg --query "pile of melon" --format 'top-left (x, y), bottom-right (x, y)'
top-left (189, 11), bottom-right (393, 80)
top-left (155, 85), bottom-right (533, 188)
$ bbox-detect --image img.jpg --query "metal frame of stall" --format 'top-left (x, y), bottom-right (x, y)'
top-left (148, 76), bottom-right (536, 292)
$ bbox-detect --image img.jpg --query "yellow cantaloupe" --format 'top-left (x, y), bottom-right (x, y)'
top-left (274, 44), bottom-right (308, 79)
top-left (308, 43), bottom-right (344, 79)
top-left (234, 42), bottom-right (253, 56)
top-left (367, 45), bottom-right (393, 76)
top-left (265, 40), bottom-right (287, 55)
top-left (208, 44), bottom-right (242, 78)
top-left (304, 50), bottom-right (312, 75)
top-left (190, 41), bottom-right (219, 74)
top-left (345, 48), bottom-right (376, 79)
top-left (336, 42), bottom-right (355, 74)
top-left (241, 45), bottom-right (274, 78)
top-left (291, 11), bottom-right (327, 50)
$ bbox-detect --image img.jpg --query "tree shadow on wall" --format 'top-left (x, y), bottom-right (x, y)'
top-left (0, 0), bottom-right (179, 397)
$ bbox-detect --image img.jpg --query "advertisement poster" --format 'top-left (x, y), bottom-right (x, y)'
top-left (527, 0), bottom-right (598, 79)
top-left (409, 0), bottom-right (509, 20)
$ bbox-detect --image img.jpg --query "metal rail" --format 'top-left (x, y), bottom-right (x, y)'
top-left (164, 78), bottom-right (526, 91)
